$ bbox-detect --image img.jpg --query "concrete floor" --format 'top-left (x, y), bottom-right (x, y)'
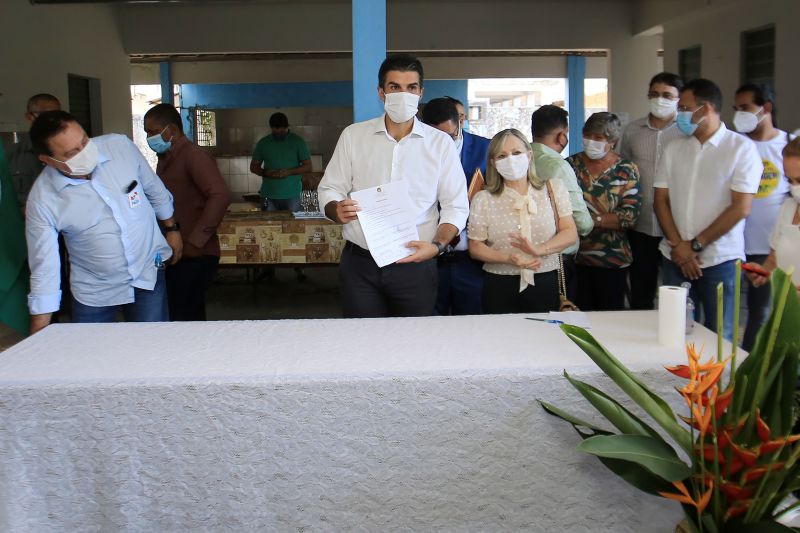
top-left (207, 265), bottom-right (342, 321)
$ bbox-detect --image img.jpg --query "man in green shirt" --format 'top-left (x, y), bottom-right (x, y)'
top-left (249, 112), bottom-right (312, 212)
top-left (531, 105), bottom-right (594, 301)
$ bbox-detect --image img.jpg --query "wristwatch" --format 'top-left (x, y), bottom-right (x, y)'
top-left (432, 240), bottom-right (447, 256)
top-left (690, 238), bottom-right (704, 253)
top-left (163, 222), bottom-right (181, 233)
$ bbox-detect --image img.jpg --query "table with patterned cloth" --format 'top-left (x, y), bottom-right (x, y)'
top-left (219, 206), bottom-right (344, 265)
top-left (0, 312), bottom-right (722, 531)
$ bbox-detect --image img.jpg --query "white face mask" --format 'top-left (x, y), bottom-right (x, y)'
top-left (649, 97), bottom-right (678, 119)
top-left (790, 184), bottom-right (800, 203)
top-left (53, 139), bottom-right (99, 176)
top-left (495, 153), bottom-right (530, 181)
top-left (383, 92), bottom-right (420, 124)
top-left (454, 129), bottom-right (464, 154)
top-left (583, 138), bottom-right (609, 160)
top-left (733, 107), bottom-right (765, 133)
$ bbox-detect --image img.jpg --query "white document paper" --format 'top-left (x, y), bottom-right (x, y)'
top-left (351, 181), bottom-right (419, 267)
top-left (549, 311), bottom-right (592, 329)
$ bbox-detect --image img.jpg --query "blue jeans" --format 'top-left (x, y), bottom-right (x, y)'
top-left (661, 257), bottom-right (736, 340)
top-left (264, 197), bottom-right (301, 212)
top-left (71, 269), bottom-right (169, 323)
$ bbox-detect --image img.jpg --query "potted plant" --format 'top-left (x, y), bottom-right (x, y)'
top-left (541, 266), bottom-right (800, 532)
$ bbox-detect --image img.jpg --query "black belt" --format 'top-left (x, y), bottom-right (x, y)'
top-left (438, 250), bottom-right (472, 263)
top-left (344, 241), bottom-right (372, 257)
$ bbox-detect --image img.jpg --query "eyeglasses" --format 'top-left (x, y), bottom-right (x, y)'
top-left (677, 104), bottom-right (704, 113)
top-left (648, 92), bottom-right (679, 100)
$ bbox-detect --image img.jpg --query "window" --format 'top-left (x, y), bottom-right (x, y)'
top-left (741, 25), bottom-right (775, 86)
top-left (68, 74), bottom-right (102, 137)
top-left (195, 109), bottom-right (217, 147)
top-left (679, 46), bottom-right (702, 82)
top-left (467, 78), bottom-right (567, 140)
top-left (584, 78), bottom-right (608, 122)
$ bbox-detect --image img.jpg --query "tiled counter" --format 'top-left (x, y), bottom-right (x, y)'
top-left (218, 208), bottom-right (343, 265)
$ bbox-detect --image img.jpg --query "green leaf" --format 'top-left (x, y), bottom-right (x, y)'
top-left (538, 400), bottom-right (610, 434)
top-left (723, 518), bottom-right (797, 532)
top-left (539, 401), bottom-right (676, 496)
top-left (563, 371), bottom-right (668, 444)
top-left (560, 325), bottom-right (693, 454)
top-left (577, 434), bottom-right (691, 482)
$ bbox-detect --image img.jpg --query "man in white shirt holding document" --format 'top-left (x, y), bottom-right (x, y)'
top-left (318, 54), bottom-right (469, 318)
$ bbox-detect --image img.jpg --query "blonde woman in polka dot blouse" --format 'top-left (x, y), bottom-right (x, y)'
top-left (468, 129), bottom-right (578, 313)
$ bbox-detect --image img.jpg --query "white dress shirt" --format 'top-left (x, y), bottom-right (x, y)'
top-left (318, 115), bottom-right (469, 250)
top-left (654, 123), bottom-right (762, 268)
top-left (619, 116), bottom-right (683, 237)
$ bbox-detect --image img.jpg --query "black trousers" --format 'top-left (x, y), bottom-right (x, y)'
top-left (166, 255), bottom-right (219, 321)
top-left (628, 230), bottom-right (662, 310)
top-left (576, 265), bottom-right (629, 311)
top-left (482, 270), bottom-right (559, 314)
top-left (339, 242), bottom-right (438, 318)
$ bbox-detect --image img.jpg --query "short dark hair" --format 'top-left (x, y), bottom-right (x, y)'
top-left (649, 72), bottom-right (683, 92)
top-left (736, 82), bottom-right (777, 126)
top-left (531, 105), bottom-right (569, 139)
top-left (583, 112), bottom-right (623, 144)
top-left (269, 112), bottom-right (289, 129)
top-left (420, 98), bottom-right (459, 127)
top-left (443, 96), bottom-right (463, 107)
top-left (29, 110), bottom-right (80, 156)
top-left (682, 78), bottom-right (723, 114)
top-left (143, 103), bottom-right (184, 133)
top-left (378, 54), bottom-right (424, 89)
top-left (26, 93), bottom-right (61, 113)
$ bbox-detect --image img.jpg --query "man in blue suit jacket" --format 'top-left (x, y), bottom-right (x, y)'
top-left (422, 98), bottom-right (490, 315)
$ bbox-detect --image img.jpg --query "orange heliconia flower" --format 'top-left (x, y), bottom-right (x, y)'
top-left (659, 480), bottom-right (714, 513)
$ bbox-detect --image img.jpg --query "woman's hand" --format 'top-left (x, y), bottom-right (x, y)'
top-left (743, 262), bottom-right (770, 287)
top-left (509, 232), bottom-right (545, 257)
top-left (508, 252), bottom-right (541, 270)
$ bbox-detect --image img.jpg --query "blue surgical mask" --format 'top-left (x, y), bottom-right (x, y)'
top-left (147, 126), bottom-right (172, 154)
top-left (676, 104), bottom-right (705, 136)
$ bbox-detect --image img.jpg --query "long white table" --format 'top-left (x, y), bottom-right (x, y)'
top-left (0, 312), bottom-right (722, 531)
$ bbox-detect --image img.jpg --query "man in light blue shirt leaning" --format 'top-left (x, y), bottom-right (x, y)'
top-left (531, 105), bottom-right (593, 301)
top-left (26, 111), bottom-right (183, 333)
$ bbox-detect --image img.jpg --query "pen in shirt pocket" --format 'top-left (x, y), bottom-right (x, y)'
top-left (125, 180), bottom-right (138, 193)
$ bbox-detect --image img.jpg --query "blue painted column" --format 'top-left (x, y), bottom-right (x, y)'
top-left (352, 0), bottom-right (386, 122)
top-left (566, 55), bottom-right (586, 156)
top-left (159, 61), bottom-right (173, 106)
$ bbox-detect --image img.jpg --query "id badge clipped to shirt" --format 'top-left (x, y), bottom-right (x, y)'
top-left (126, 180), bottom-right (141, 208)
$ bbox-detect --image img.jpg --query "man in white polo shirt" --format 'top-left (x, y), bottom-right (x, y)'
top-left (318, 54), bottom-right (468, 318)
top-left (654, 78), bottom-right (762, 340)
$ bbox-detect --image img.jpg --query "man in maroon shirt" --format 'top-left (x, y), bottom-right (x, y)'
top-left (144, 104), bottom-right (230, 321)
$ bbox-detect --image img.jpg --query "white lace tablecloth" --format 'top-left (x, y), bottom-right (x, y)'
top-left (0, 312), bottom-right (721, 531)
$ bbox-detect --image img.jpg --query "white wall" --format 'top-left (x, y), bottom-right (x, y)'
top-left (0, 0), bottom-right (132, 135)
top-left (660, 0), bottom-right (800, 131)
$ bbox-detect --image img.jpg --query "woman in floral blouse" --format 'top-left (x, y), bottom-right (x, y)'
top-left (566, 112), bottom-right (641, 310)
